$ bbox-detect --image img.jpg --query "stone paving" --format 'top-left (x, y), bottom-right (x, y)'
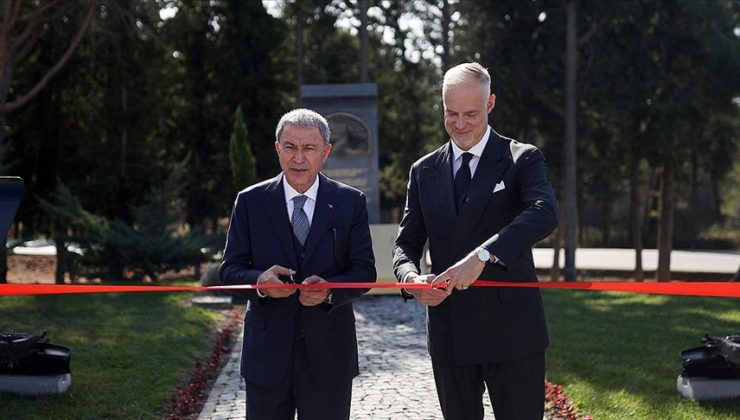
top-left (198, 296), bottom-right (495, 420)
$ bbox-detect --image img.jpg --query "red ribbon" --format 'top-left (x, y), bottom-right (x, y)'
top-left (0, 281), bottom-right (738, 298)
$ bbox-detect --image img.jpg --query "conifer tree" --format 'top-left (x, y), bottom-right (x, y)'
top-left (229, 106), bottom-right (257, 190)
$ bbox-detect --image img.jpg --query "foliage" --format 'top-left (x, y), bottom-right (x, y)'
top-left (545, 378), bottom-right (591, 420)
top-left (0, 289), bottom-right (221, 419)
top-left (544, 289), bottom-right (740, 419)
top-left (41, 160), bottom-right (212, 281)
top-left (1, 0), bottom-right (738, 253)
top-left (228, 105), bottom-right (257, 191)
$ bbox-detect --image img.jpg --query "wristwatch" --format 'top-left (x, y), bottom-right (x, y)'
top-left (476, 247), bottom-right (498, 264)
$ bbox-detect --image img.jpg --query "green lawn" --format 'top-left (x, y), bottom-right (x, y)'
top-left (0, 285), bottom-right (222, 419)
top-left (544, 289), bottom-right (740, 419)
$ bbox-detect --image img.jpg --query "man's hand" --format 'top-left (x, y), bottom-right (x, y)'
top-left (299, 275), bottom-right (331, 306)
top-left (406, 273), bottom-right (448, 306)
top-left (256, 265), bottom-right (296, 298)
top-left (432, 252), bottom-right (485, 295)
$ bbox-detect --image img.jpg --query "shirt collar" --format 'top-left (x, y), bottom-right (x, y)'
top-left (282, 174), bottom-right (320, 204)
top-left (451, 126), bottom-right (491, 161)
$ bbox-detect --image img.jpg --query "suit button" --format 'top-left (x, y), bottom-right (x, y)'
top-left (481, 298), bottom-right (487, 305)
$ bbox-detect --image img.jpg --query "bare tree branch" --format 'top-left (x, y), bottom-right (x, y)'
top-left (11, 23), bottom-right (40, 65)
top-left (10, 4), bottom-right (49, 57)
top-left (17, 0), bottom-right (61, 22)
top-left (3, 3), bottom-right (96, 113)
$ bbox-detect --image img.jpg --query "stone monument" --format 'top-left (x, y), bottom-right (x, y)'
top-left (301, 83), bottom-right (380, 223)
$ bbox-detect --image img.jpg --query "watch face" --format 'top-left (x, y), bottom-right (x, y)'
top-left (477, 248), bottom-right (490, 262)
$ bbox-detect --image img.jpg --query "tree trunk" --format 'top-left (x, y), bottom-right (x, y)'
top-left (550, 222), bottom-right (562, 282)
top-left (295, 6), bottom-right (304, 105)
top-left (562, 0), bottom-right (578, 281)
top-left (629, 154), bottom-right (644, 281)
top-left (120, 84), bottom-right (128, 176)
top-left (441, 0), bottom-right (450, 72)
top-left (0, 111), bottom-right (5, 150)
top-left (55, 235), bottom-right (66, 284)
top-left (711, 175), bottom-right (722, 222)
top-left (601, 194), bottom-right (611, 247)
top-left (359, 0), bottom-right (369, 82)
top-left (656, 159), bottom-right (674, 281)
top-left (689, 146), bottom-right (698, 248)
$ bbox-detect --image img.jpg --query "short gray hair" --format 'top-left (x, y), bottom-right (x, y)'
top-left (442, 62), bottom-right (491, 98)
top-left (275, 108), bottom-right (331, 144)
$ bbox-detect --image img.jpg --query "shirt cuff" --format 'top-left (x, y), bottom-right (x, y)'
top-left (401, 272), bottom-right (417, 300)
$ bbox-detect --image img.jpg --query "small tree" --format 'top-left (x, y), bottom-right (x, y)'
top-left (41, 158), bottom-right (213, 281)
top-left (229, 105), bottom-right (257, 191)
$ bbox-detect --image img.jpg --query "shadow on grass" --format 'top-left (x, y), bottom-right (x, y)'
top-left (543, 289), bottom-right (740, 419)
top-left (0, 289), bottom-right (218, 419)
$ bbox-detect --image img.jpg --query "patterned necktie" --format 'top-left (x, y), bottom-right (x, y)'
top-left (454, 152), bottom-right (473, 211)
top-left (292, 195), bottom-right (310, 246)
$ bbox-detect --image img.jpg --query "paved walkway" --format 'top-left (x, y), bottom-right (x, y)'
top-left (198, 296), bottom-right (496, 419)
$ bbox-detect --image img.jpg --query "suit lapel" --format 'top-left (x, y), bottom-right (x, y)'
top-left (450, 131), bottom-right (510, 258)
top-left (423, 143), bottom-right (457, 224)
top-left (264, 174), bottom-right (300, 269)
top-left (302, 173), bottom-right (337, 266)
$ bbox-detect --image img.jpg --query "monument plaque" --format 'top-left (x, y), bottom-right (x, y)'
top-left (301, 84), bottom-right (380, 223)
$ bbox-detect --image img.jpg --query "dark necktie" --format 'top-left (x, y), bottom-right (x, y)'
top-left (292, 195), bottom-right (310, 246)
top-left (454, 152), bottom-right (473, 211)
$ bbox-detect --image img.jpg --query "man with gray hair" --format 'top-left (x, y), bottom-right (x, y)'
top-left (220, 108), bottom-right (376, 420)
top-left (393, 62), bottom-right (558, 419)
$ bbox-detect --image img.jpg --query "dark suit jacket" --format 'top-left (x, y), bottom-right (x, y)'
top-left (219, 173), bottom-right (376, 389)
top-left (393, 130), bottom-right (558, 366)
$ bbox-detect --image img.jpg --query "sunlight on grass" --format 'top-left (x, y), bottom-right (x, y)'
top-left (544, 289), bottom-right (740, 419)
top-left (0, 284), bottom-right (221, 419)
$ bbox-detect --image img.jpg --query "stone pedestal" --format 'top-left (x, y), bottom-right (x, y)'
top-left (677, 375), bottom-right (740, 400)
top-left (0, 373), bottom-right (71, 395)
top-left (192, 295), bottom-right (233, 310)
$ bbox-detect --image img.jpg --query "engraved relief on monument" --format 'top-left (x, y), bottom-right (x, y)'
top-left (326, 112), bottom-right (371, 157)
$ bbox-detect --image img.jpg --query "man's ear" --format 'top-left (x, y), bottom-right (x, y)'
top-left (323, 143), bottom-right (332, 162)
top-left (487, 94), bottom-right (496, 113)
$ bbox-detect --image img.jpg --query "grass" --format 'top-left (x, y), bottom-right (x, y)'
top-left (543, 289), bottom-right (740, 419)
top-left (0, 283), bottom-right (222, 419)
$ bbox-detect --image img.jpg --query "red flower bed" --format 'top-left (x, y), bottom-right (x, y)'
top-left (545, 378), bottom-right (592, 420)
top-left (168, 307), bottom-right (243, 419)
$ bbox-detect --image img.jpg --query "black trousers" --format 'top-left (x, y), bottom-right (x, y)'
top-left (244, 336), bottom-right (352, 420)
top-left (432, 351), bottom-right (545, 420)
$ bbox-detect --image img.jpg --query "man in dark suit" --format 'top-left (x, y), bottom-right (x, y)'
top-left (393, 62), bottom-right (558, 420)
top-left (219, 108), bottom-right (376, 420)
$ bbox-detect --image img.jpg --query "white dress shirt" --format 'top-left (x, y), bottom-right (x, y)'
top-left (283, 175), bottom-right (319, 224)
top-left (450, 126), bottom-right (491, 178)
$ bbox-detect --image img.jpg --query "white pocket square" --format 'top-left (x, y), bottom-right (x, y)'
top-left (493, 181), bottom-right (506, 193)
